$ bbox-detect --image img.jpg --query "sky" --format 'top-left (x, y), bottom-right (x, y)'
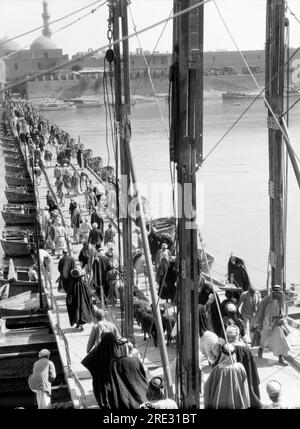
top-left (0, 0), bottom-right (299, 57)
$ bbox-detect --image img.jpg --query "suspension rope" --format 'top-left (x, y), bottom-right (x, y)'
top-left (213, 0), bottom-right (296, 154)
top-left (130, 7), bottom-right (174, 101)
top-left (128, 4), bottom-right (170, 138)
top-left (202, 3), bottom-right (300, 164)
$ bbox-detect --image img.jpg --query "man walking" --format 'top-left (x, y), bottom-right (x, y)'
top-left (86, 309), bottom-right (121, 353)
top-left (28, 349), bottom-right (56, 409)
top-left (253, 284), bottom-right (290, 365)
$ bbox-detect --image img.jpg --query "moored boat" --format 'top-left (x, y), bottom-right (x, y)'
top-left (2, 148), bottom-right (19, 156)
top-left (222, 90), bottom-right (262, 100)
top-left (64, 97), bottom-right (102, 108)
top-left (0, 325), bottom-right (72, 408)
top-left (30, 98), bottom-right (77, 111)
top-left (4, 155), bottom-right (24, 164)
top-left (1, 230), bottom-right (35, 256)
top-left (0, 229), bottom-right (38, 256)
top-left (5, 173), bottom-right (31, 187)
top-left (5, 186), bottom-right (35, 204)
top-left (4, 162), bottom-right (26, 173)
top-left (1, 203), bottom-right (35, 225)
top-left (0, 263), bottom-right (38, 289)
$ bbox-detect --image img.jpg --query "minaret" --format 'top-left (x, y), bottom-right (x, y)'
top-left (42, 0), bottom-right (52, 38)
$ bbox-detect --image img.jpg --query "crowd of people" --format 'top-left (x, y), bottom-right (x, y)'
top-left (3, 97), bottom-right (295, 410)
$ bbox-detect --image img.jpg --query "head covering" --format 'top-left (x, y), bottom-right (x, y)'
top-left (226, 325), bottom-right (240, 342)
top-left (92, 222), bottom-right (98, 229)
top-left (71, 268), bottom-right (83, 279)
top-left (222, 343), bottom-right (235, 356)
top-left (266, 380), bottom-right (281, 396)
top-left (63, 249), bottom-right (68, 254)
top-left (161, 243), bottom-right (168, 249)
top-left (45, 206), bottom-right (49, 210)
top-left (146, 376), bottom-right (166, 401)
top-left (94, 308), bottom-right (105, 321)
top-left (226, 303), bottom-right (237, 313)
top-left (38, 349), bottom-right (50, 358)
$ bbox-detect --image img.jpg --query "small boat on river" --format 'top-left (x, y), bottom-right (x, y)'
top-left (5, 173), bottom-right (31, 187)
top-left (4, 162), bottom-right (27, 173)
top-left (0, 229), bottom-right (39, 256)
top-left (5, 186), bottom-right (35, 204)
top-left (1, 203), bottom-right (35, 225)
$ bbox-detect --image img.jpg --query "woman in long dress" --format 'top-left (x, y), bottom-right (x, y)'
top-left (66, 268), bottom-right (94, 330)
top-left (81, 333), bottom-right (120, 408)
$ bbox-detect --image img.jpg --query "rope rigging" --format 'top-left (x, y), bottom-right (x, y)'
top-left (128, 4), bottom-right (170, 138)
top-left (202, 2), bottom-right (300, 165)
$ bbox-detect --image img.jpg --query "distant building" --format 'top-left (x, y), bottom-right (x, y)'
top-left (0, 0), bottom-right (69, 89)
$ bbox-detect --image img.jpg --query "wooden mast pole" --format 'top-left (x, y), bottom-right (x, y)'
top-left (172, 0), bottom-right (203, 408)
top-left (111, 0), bottom-right (134, 337)
top-left (124, 141), bottom-right (174, 399)
top-left (265, 0), bottom-right (285, 289)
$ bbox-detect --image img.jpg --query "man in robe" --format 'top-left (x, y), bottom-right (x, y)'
top-left (90, 208), bottom-right (104, 234)
top-left (71, 202), bottom-right (82, 244)
top-left (204, 343), bottom-right (250, 409)
top-left (91, 246), bottom-right (110, 301)
top-left (88, 223), bottom-right (103, 251)
top-left (28, 349), bottom-right (56, 409)
top-left (57, 250), bottom-right (76, 293)
top-left (71, 171), bottom-right (80, 196)
top-left (199, 281), bottom-right (223, 338)
top-left (253, 284), bottom-right (290, 365)
top-left (226, 325), bottom-right (262, 408)
top-left (154, 243), bottom-right (171, 284)
top-left (77, 146), bottom-right (83, 169)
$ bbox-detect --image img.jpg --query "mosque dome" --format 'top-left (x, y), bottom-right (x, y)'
top-left (30, 35), bottom-right (57, 50)
top-left (0, 36), bottom-right (21, 54)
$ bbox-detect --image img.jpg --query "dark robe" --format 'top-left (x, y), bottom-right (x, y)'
top-left (69, 201), bottom-right (76, 217)
top-left (71, 208), bottom-right (82, 229)
top-left (88, 228), bottom-right (103, 246)
top-left (109, 356), bottom-right (148, 409)
top-left (234, 344), bottom-right (262, 409)
top-left (228, 256), bottom-right (251, 291)
top-left (198, 282), bottom-right (223, 337)
top-left (92, 255), bottom-right (110, 297)
top-left (66, 275), bottom-right (94, 326)
top-left (58, 255), bottom-right (76, 293)
top-left (81, 333), bottom-right (120, 409)
top-left (158, 259), bottom-right (177, 302)
top-left (77, 149), bottom-right (83, 168)
top-left (90, 212), bottom-right (104, 234)
top-left (78, 245), bottom-right (91, 268)
top-left (222, 314), bottom-right (246, 338)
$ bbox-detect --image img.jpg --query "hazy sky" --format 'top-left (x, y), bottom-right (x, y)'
top-left (0, 0), bottom-right (299, 57)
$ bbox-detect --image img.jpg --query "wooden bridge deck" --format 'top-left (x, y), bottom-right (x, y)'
top-left (37, 157), bottom-right (177, 408)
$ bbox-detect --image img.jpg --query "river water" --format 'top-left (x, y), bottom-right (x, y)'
top-left (1, 98), bottom-right (299, 289)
